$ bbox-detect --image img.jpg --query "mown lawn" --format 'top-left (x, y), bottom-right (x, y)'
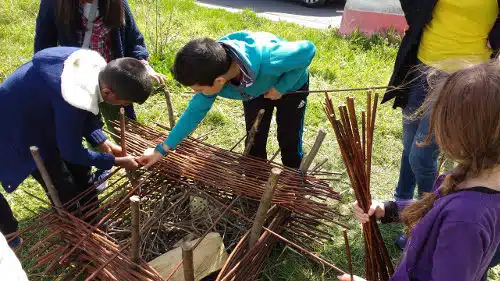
top-left (0, 0), bottom-right (498, 280)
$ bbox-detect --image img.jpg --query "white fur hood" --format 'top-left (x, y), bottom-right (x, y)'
top-left (60, 49), bottom-right (106, 115)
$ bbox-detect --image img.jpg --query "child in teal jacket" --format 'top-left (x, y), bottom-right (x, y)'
top-left (138, 30), bottom-right (316, 168)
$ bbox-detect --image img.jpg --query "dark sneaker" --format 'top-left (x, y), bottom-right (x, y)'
top-left (8, 236), bottom-right (23, 250)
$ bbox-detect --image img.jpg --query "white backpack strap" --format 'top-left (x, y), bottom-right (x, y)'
top-left (82, 0), bottom-right (99, 49)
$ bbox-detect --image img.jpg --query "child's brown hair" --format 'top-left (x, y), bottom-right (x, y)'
top-left (401, 61), bottom-right (500, 233)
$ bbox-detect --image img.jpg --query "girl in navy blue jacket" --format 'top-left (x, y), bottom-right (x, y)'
top-left (34, 0), bottom-right (165, 127)
top-left (34, 0), bottom-right (165, 189)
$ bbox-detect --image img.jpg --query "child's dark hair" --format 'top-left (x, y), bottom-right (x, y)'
top-left (172, 38), bottom-right (231, 86)
top-left (56, 0), bottom-right (124, 33)
top-left (401, 61), bottom-right (500, 234)
top-left (99, 58), bottom-right (152, 104)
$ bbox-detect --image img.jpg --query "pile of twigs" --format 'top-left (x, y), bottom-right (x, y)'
top-left (324, 91), bottom-right (394, 280)
top-left (104, 177), bottom-right (254, 262)
top-left (12, 119), bottom-right (350, 280)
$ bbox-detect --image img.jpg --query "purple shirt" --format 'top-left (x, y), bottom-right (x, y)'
top-left (388, 175), bottom-right (500, 281)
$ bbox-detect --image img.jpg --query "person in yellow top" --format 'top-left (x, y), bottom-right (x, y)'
top-left (383, 0), bottom-right (500, 202)
top-left (380, 1), bottom-right (500, 279)
top-left (418, 0), bottom-right (499, 70)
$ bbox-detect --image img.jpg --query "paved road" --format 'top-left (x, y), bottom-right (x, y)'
top-left (196, 0), bottom-right (345, 29)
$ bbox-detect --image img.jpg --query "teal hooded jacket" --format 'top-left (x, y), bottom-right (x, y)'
top-left (164, 30), bottom-right (316, 149)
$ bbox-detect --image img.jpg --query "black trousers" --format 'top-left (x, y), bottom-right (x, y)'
top-left (243, 83), bottom-right (309, 169)
top-left (0, 154), bottom-right (96, 235)
top-left (0, 193), bottom-right (17, 235)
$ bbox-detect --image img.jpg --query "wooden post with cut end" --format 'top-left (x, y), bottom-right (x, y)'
top-left (120, 107), bottom-right (127, 156)
top-left (249, 167), bottom-right (282, 248)
top-left (30, 146), bottom-right (63, 210)
top-left (299, 129), bottom-right (327, 174)
top-left (244, 109), bottom-right (265, 156)
top-left (120, 108), bottom-right (139, 187)
top-left (182, 240), bottom-right (195, 281)
top-left (130, 195), bottom-right (141, 263)
top-left (163, 87), bottom-right (176, 129)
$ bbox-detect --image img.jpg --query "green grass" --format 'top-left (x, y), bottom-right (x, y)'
top-left (0, 0), bottom-right (498, 280)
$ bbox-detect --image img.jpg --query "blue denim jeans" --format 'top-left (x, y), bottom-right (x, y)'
top-left (394, 73), bottom-right (440, 200)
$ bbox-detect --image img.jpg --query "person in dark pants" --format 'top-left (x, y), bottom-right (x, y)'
top-left (243, 83), bottom-right (308, 168)
top-left (137, 31), bottom-right (316, 169)
top-left (0, 46), bottom-right (152, 247)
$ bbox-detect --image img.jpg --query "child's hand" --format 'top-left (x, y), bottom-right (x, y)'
top-left (337, 274), bottom-right (366, 281)
top-left (99, 140), bottom-right (123, 156)
top-left (150, 71), bottom-right (167, 85)
top-left (352, 200), bottom-right (385, 223)
top-left (115, 155), bottom-right (139, 170)
top-left (136, 147), bottom-right (164, 169)
top-left (140, 60), bottom-right (167, 85)
top-left (264, 88), bottom-right (282, 100)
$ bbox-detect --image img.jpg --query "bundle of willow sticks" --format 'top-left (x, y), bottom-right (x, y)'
top-left (324, 91), bottom-right (394, 280)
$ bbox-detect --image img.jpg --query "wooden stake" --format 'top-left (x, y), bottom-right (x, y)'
top-left (119, 107), bottom-right (127, 156)
top-left (300, 129), bottom-right (327, 174)
top-left (244, 109), bottom-right (266, 156)
top-left (30, 146), bottom-right (63, 210)
top-left (120, 109), bottom-right (140, 187)
top-left (249, 167), bottom-right (282, 248)
top-left (130, 195), bottom-right (141, 263)
top-left (163, 87), bottom-right (176, 129)
top-left (182, 240), bottom-right (195, 281)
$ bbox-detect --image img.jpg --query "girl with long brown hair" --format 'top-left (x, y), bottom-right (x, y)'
top-left (34, 0), bottom-right (165, 127)
top-left (344, 61), bottom-right (500, 281)
top-left (33, 0), bottom-right (165, 193)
